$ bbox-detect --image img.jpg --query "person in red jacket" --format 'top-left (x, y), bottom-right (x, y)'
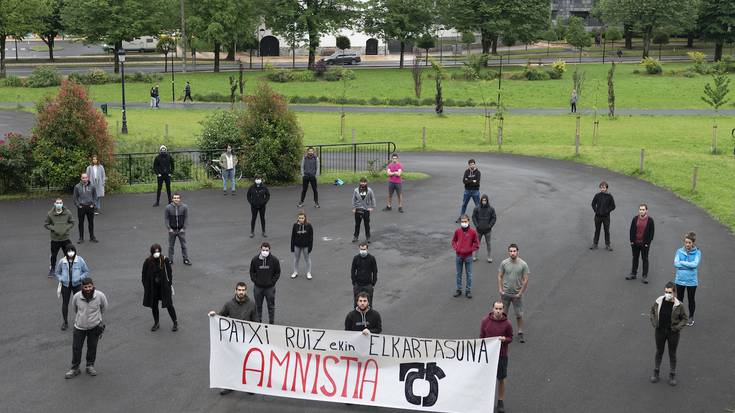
top-left (480, 300), bottom-right (514, 413)
top-left (451, 215), bottom-right (479, 299)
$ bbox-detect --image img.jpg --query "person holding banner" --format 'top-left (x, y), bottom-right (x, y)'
top-left (498, 244), bottom-right (529, 343)
top-left (480, 301), bottom-right (514, 413)
top-left (249, 243), bottom-right (281, 324)
top-left (345, 292), bottom-right (382, 335)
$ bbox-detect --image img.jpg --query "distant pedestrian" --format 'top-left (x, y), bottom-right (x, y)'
top-left (649, 281), bottom-right (688, 386)
top-left (290, 211), bottom-right (314, 280)
top-left (247, 175), bottom-right (270, 238)
top-left (345, 292), bottom-right (382, 334)
top-left (208, 281), bottom-right (258, 395)
top-left (674, 232), bottom-right (701, 327)
top-left (452, 214), bottom-right (479, 299)
top-left (498, 243), bottom-right (529, 343)
top-left (351, 242), bottom-right (378, 306)
top-left (149, 86), bottom-right (157, 108)
top-left (249, 242), bottom-right (281, 324)
top-left (616, 49), bottom-right (623, 61)
top-left (183, 81), bottom-right (193, 102)
top-left (73, 173), bottom-right (98, 243)
top-left (64, 277), bottom-right (107, 379)
top-left (45, 197), bottom-right (74, 278)
top-left (480, 300), bottom-right (513, 413)
top-left (627, 204), bottom-right (655, 283)
top-left (472, 193), bottom-right (497, 263)
top-left (383, 153), bottom-right (404, 212)
top-left (85, 155), bottom-right (106, 214)
top-left (165, 192), bottom-right (191, 266)
top-left (352, 177), bottom-right (376, 243)
top-left (298, 146), bottom-right (320, 208)
top-left (590, 181), bottom-right (616, 251)
top-left (55, 244), bottom-right (89, 331)
top-left (153, 145), bottom-right (174, 207)
top-left (219, 145), bottom-right (237, 195)
top-left (142, 243), bottom-right (178, 332)
top-left (457, 159), bottom-right (481, 222)
top-left (570, 88), bottom-right (578, 113)
top-left (154, 84), bottom-right (160, 108)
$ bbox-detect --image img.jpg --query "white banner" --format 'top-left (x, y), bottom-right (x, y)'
top-left (209, 316), bottom-right (501, 413)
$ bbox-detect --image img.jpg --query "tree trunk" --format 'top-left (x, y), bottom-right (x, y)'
top-left (624, 25), bottom-right (633, 49)
top-left (164, 53), bottom-right (168, 72)
top-left (480, 29), bottom-right (491, 54)
top-left (425, 48), bottom-right (430, 66)
top-left (399, 40), bottom-right (405, 69)
top-left (714, 41), bottom-right (724, 61)
top-left (41, 34), bottom-right (56, 61)
top-left (641, 29), bottom-right (652, 59)
top-left (0, 36), bottom-right (5, 78)
top-left (579, 48), bottom-right (582, 63)
top-left (491, 34), bottom-right (498, 55)
top-left (686, 33), bottom-right (694, 48)
top-left (226, 41), bottom-right (235, 61)
top-left (249, 49), bottom-right (253, 69)
top-left (114, 40), bottom-right (122, 74)
top-left (214, 42), bottom-right (221, 72)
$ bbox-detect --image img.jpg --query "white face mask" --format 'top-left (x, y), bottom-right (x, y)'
top-left (55, 203), bottom-right (63, 210)
top-left (359, 250), bottom-right (368, 257)
top-left (461, 222), bottom-right (469, 228)
top-left (255, 179), bottom-right (262, 185)
top-left (261, 250), bottom-right (270, 257)
top-left (153, 252), bottom-right (161, 259)
top-left (664, 293), bottom-right (674, 301)
top-left (67, 251), bottom-right (75, 258)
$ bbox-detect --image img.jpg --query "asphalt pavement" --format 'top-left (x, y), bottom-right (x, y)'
top-left (0, 109), bottom-right (35, 136)
top-left (0, 152), bottom-right (733, 413)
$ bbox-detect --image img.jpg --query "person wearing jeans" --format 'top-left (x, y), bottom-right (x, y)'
top-left (249, 243), bottom-right (281, 324)
top-left (290, 211), bottom-right (314, 280)
top-left (298, 147), bottom-right (320, 208)
top-left (457, 159), bottom-right (481, 222)
top-left (55, 245), bottom-right (89, 331)
top-left (85, 155), bottom-right (106, 213)
top-left (352, 177), bottom-right (376, 243)
top-left (674, 231), bottom-right (701, 327)
top-left (219, 145), bottom-right (237, 195)
top-left (649, 282), bottom-right (688, 386)
top-left (627, 204), bottom-right (655, 283)
top-left (590, 181), bottom-right (616, 250)
top-left (65, 277), bottom-right (107, 379)
top-left (73, 173), bottom-right (98, 243)
top-left (451, 215), bottom-right (479, 299)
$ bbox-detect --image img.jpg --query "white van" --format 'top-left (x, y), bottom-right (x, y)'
top-left (103, 36), bottom-right (158, 52)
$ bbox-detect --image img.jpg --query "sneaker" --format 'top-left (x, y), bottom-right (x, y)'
top-left (668, 373), bottom-right (677, 386)
top-left (151, 323), bottom-right (159, 331)
top-left (352, 236), bottom-right (358, 243)
top-left (518, 332), bottom-right (526, 343)
top-left (398, 207), bottom-right (404, 213)
top-left (172, 322), bottom-right (178, 332)
top-left (606, 245), bottom-right (614, 251)
top-left (291, 272), bottom-right (298, 279)
top-left (641, 276), bottom-right (649, 284)
top-left (306, 272), bottom-right (313, 280)
top-left (61, 321), bottom-right (68, 331)
top-left (465, 291), bottom-right (472, 299)
top-left (650, 370), bottom-right (660, 383)
top-left (497, 400), bottom-right (505, 413)
top-left (65, 368), bottom-right (81, 379)
top-left (625, 274), bottom-right (637, 280)
top-left (455, 218), bottom-right (460, 224)
top-left (223, 192), bottom-right (228, 196)
top-left (315, 204), bottom-right (320, 208)
top-left (78, 239), bottom-right (84, 244)
top-left (382, 206), bottom-right (392, 211)
top-left (472, 256), bottom-right (478, 262)
top-left (249, 232), bottom-right (255, 238)
top-left (86, 366), bottom-right (97, 376)
top-left (297, 203), bottom-right (303, 208)
top-left (90, 238), bottom-right (98, 243)
top-left (687, 318), bottom-right (695, 327)
top-left (153, 203), bottom-right (159, 207)
top-left (366, 237), bottom-right (371, 244)
top-left (453, 290), bottom-right (462, 297)
top-left (183, 259), bottom-right (192, 266)
top-left (48, 269), bottom-right (54, 278)
top-left (94, 211), bottom-right (100, 215)
top-left (589, 244), bottom-right (598, 250)
top-left (220, 389), bottom-right (234, 395)
top-left (487, 258), bottom-right (493, 263)
top-left (231, 191), bottom-right (236, 196)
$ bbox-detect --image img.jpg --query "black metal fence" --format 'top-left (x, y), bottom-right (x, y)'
top-left (312, 141), bottom-right (397, 175)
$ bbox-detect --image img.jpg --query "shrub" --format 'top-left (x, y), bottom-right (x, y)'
top-left (2, 75), bottom-right (23, 87)
top-left (192, 92), bottom-right (230, 102)
top-left (198, 110), bottom-right (247, 151)
top-left (547, 68), bottom-right (562, 79)
top-left (551, 59), bottom-right (566, 77)
top-left (32, 80), bottom-right (114, 190)
top-left (85, 68), bottom-right (110, 84)
top-left (323, 67), bottom-right (356, 81)
top-left (27, 66), bottom-right (61, 87)
top-left (0, 132), bottom-right (34, 193)
top-left (369, 97), bottom-right (384, 105)
top-left (525, 67), bottom-right (550, 80)
top-left (296, 71), bottom-right (316, 81)
top-left (268, 69), bottom-right (295, 82)
top-left (641, 57), bottom-right (662, 74)
top-left (314, 60), bottom-right (327, 77)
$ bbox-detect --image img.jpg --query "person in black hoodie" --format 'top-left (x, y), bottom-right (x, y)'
top-left (249, 242), bottom-right (280, 324)
top-left (153, 145), bottom-right (175, 207)
top-left (351, 242), bottom-right (378, 307)
top-left (141, 243), bottom-right (178, 332)
top-left (457, 159), bottom-right (481, 223)
top-left (627, 204), bottom-right (655, 283)
top-left (345, 292), bottom-right (382, 334)
top-left (472, 194), bottom-right (497, 263)
top-left (590, 181), bottom-right (616, 251)
top-left (247, 175), bottom-right (270, 238)
top-left (290, 211), bottom-right (314, 280)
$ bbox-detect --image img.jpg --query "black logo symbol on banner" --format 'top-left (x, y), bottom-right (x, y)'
top-left (399, 362), bottom-right (447, 407)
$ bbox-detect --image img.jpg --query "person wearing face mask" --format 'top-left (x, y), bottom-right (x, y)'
top-left (142, 243), bottom-right (178, 332)
top-left (165, 193), bottom-right (191, 265)
top-left (627, 203), bottom-right (655, 283)
top-left (249, 243), bottom-right (280, 324)
top-left (65, 277), bottom-right (107, 379)
top-left (73, 173), bottom-right (98, 243)
top-left (498, 244), bottom-right (529, 343)
top-left (457, 159), bottom-right (481, 223)
top-left (298, 146), bottom-right (320, 208)
top-left (345, 292), bottom-right (382, 335)
top-left (219, 145), bottom-right (237, 196)
top-left (45, 197), bottom-right (74, 278)
top-left (451, 215), bottom-right (479, 299)
top-left (351, 242), bottom-right (378, 307)
top-left (674, 231), bottom-right (701, 327)
top-left (472, 194), bottom-right (497, 263)
top-left (590, 181), bottom-right (616, 251)
top-left (480, 301), bottom-right (513, 413)
top-left (290, 211), bottom-right (314, 280)
top-left (85, 155), bottom-right (106, 214)
top-left (351, 177), bottom-right (376, 243)
top-left (54, 245), bottom-right (89, 331)
top-left (247, 175), bottom-right (270, 238)
top-left (153, 145), bottom-right (175, 207)
top-left (649, 282), bottom-right (688, 386)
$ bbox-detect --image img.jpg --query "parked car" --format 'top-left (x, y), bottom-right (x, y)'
top-left (103, 36), bottom-right (158, 53)
top-left (320, 52), bottom-right (361, 65)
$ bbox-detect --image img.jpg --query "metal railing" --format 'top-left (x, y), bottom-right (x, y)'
top-left (312, 142), bottom-right (396, 174)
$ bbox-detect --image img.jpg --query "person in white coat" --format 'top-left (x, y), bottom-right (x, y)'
top-left (85, 155), bottom-right (106, 214)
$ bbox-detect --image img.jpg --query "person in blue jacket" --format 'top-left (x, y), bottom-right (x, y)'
top-left (55, 244), bottom-right (90, 331)
top-left (673, 231), bottom-right (701, 327)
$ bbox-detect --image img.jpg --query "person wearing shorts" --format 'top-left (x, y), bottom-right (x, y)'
top-left (383, 153), bottom-right (404, 213)
top-left (498, 243), bottom-right (529, 343)
top-left (480, 300), bottom-right (513, 413)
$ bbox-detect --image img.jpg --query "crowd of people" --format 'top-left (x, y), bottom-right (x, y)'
top-left (43, 151), bottom-right (703, 413)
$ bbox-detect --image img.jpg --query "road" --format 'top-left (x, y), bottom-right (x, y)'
top-left (0, 152), bottom-right (733, 413)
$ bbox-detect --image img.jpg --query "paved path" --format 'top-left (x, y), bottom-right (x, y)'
top-left (0, 152), bottom-right (733, 412)
top-left (0, 109), bottom-right (35, 136)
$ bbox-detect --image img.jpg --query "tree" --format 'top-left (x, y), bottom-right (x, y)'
top-left (411, 57), bottom-right (423, 98)
top-left (541, 28), bottom-right (556, 56)
top-left (605, 26), bottom-right (622, 51)
top-left (566, 16), bottom-right (591, 63)
top-left (598, 0), bottom-right (697, 58)
top-left (0, 0), bottom-right (35, 77)
top-left (264, 0), bottom-right (357, 70)
top-left (156, 35), bottom-right (177, 72)
top-left (430, 59), bottom-right (445, 114)
top-left (336, 35), bottom-right (351, 51)
top-left (62, 0), bottom-right (167, 73)
top-left (651, 28), bottom-right (669, 60)
top-left (701, 73), bottom-right (731, 154)
top-left (31, 0), bottom-right (65, 61)
top-left (460, 31), bottom-right (475, 55)
top-left (363, 0), bottom-right (435, 69)
top-left (607, 62), bottom-right (616, 117)
top-left (698, 0), bottom-right (735, 61)
top-left (416, 34), bottom-right (436, 65)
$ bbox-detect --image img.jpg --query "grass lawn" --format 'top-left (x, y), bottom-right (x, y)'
top-left (3, 62), bottom-right (734, 110)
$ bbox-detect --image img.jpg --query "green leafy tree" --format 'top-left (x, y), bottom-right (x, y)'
top-left (0, 0), bottom-right (35, 77)
top-left (541, 27), bottom-right (556, 55)
top-left (363, 0), bottom-right (435, 69)
top-left (460, 31), bottom-right (476, 55)
top-left (30, 0), bottom-right (65, 61)
top-left (430, 59), bottom-right (445, 114)
top-left (698, 0), bottom-right (735, 61)
top-left (156, 35), bottom-right (177, 72)
top-left (416, 34), bottom-right (436, 65)
top-left (565, 16), bottom-right (591, 63)
top-left (604, 26), bottom-right (622, 50)
top-left (701, 73), bottom-right (731, 153)
top-left (607, 62), bottom-right (616, 117)
top-left (651, 28), bottom-right (669, 60)
top-left (336, 35), bottom-right (351, 51)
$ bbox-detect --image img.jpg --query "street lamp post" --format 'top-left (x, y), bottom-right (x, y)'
top-left (497, 54), bottom-right (503, 105)
top-left (118, 49), bottom-right (128, 134)
top-left (259, 28), bottom-right (266, 70)
top-left (171, 52), bottom-right (175, 102)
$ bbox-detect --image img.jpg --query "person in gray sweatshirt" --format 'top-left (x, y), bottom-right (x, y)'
top-left (65, 277), bottom-right (108, 379)
top-left (73, 173), bottom-right (98, 243)
top-left (298, 147), bottom-right (320, 208)
top-left (165, 192), bottom-right (191, 265)
top-left (352, 177), bottom-right (376, 243)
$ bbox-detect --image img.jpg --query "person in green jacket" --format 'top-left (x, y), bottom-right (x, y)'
top-left (44, 198), bottom-right (74, 278)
